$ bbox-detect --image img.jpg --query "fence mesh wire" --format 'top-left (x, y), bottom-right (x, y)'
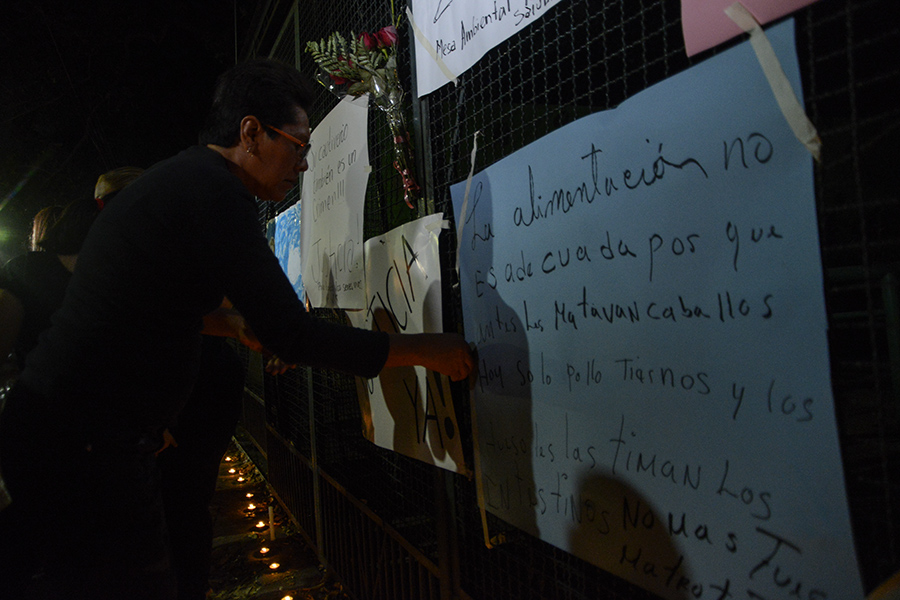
top-left (240, 0), bottom-right (900, 597)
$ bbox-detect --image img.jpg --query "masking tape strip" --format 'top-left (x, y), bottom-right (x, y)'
top-left (725, 3), bottom-right (822, 161)
top-left (455, 131), bottom-right (481, 280)
top-left (455, 131), bottom-right (490, 545)
top-left (424, 217), bottom-right (450, 233)
top-left (406, 7), bottom-right (459, 87)
top-left (469, 365), bottom-right (495, 549)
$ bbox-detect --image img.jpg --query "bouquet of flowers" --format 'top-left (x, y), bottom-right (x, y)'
top-left (307, 11), bottom-right (420, 209)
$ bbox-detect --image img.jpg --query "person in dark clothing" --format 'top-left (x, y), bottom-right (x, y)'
top-left (0, 251), bottom-right (71, 368)
top-left (0, 196), bottom-right (101, 369)
top-left (0, 192), bottom-right (131, 596)
top-left (0, 167), bottom-right (252, 599)
top-left (157, 335), bottom-right (245, 600)
top-left (97, 167), bottom-right (247, 600)
top-left (0, 59), bottom-right (473, 600)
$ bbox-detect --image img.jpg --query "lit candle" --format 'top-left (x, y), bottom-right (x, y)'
top-left (237, 476), bottom-right (245, 482)
top-left (269, 562), bottom-right (280, 570)
top-left (259, 546), bottom-right (270, 554)
top-left (246, 492), bottom-right (254, 498)
top-left (282, 595), bottom-right (293, 600)
top-left (225, 456), bottom-right (233, 462)
top-left (247, 503), bottom-right (256, 510)
top-left (228, 468), bottom-right (236, 474)
top-left (255, 520), bottom-right (266, 529)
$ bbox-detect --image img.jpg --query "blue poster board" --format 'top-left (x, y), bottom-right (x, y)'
top-left (451, 20), bottom-right (862, 600)
top-left (273, 202), bottom-right (303, 301)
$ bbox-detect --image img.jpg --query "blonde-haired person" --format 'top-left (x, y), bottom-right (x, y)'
top-left (94, 166), bottom-right (145, 206)
top-left (29, 204), bottom-right (63, 251)
top-left (0, 169), bottom-right (144, 595)
top-left (1, 195), bottom-right (107, 375)
top-left (0, 193), bottom-right (115, 594)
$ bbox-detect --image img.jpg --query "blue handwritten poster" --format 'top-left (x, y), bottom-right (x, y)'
top-left (451, 20), bottom-right (863, 600)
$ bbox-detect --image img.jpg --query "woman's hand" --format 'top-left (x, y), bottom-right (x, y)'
top-left (265, 355), bottom-right (296, 375)
top-left (384, 333), bottom-right (475, 381)
top-left (155, 429), bottom-right (178, 455)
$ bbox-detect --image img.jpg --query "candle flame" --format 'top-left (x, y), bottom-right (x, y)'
top-left (269, 562), bottom-right (280, 570)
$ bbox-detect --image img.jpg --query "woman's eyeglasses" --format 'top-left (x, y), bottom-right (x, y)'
top-left (264, 124), bottom-right (311, 160)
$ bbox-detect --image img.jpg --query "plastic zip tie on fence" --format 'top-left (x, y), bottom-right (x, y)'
top-left (725, 2), bottom-right (822, 161)
top-left (407, 7), bottom-right (459, 87)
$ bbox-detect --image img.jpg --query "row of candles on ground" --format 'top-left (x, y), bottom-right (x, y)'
top-left (225, 455), bottom-right (248, 483)
top-left (225, 456), bottom-right (278, 542)
top-left (225, 455), bottom-right (296, 600)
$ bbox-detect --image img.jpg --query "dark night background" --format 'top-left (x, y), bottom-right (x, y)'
top-left (0, 0), bottom-right (262, 263)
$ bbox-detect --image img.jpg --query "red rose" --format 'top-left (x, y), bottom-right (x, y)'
top-left (359, 31), bottom-right (377, 50)
top-left (376, 25), bottom-right (398, 48)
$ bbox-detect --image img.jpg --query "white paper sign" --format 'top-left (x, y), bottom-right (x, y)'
top-left (301, 95), bottom-right (370, 308)
top-left (450, 21), bottom-right (863, 600)
top-left (347, 213), bottom-right (467, 474)
top-left (410, 0), bottom-right (567, 97)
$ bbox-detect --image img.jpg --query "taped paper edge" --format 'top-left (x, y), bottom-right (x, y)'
top-left (725, 3), bottom-right (822, 161)
top-left (407, 7), bottom-right (459, 88)
top-left (455, 131), bottom-right (481, 281)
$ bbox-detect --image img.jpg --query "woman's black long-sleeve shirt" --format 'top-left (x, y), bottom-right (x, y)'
top-left (18, 146), bottom-right (388, 436)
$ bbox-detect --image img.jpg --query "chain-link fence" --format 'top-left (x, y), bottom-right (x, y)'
top-left (237, 1), bottom-right (900, 598)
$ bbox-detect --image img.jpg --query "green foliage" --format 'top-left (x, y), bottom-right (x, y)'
top-left (306, 31), bottom-right (392, 98)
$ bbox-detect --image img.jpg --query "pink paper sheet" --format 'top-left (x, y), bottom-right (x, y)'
top-left (681, 0), bottom-right (819, 56)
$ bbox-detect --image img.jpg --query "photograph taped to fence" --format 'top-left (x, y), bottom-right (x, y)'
top-left (451, 19), bottom-right (863, 600)
top-left (273, 202), bottom-right (304, 302)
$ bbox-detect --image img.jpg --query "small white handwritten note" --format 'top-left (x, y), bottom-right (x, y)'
top-left (410, 0), bottom-right (567, 97)
top-left (301, 95), bottom-right (370, 308)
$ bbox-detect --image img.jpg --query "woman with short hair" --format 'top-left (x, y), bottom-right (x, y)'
top-left (0, 59), bottom-right (472, 600)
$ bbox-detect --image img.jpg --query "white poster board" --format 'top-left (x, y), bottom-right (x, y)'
top-left (347, 213), bottom-right (467, 474)
top-left (450, 20), bottom-right (863, 600)
top-left (410, 0), bottom-right (567, 97)
top-left (301, 95), bottom-right (370, 308)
